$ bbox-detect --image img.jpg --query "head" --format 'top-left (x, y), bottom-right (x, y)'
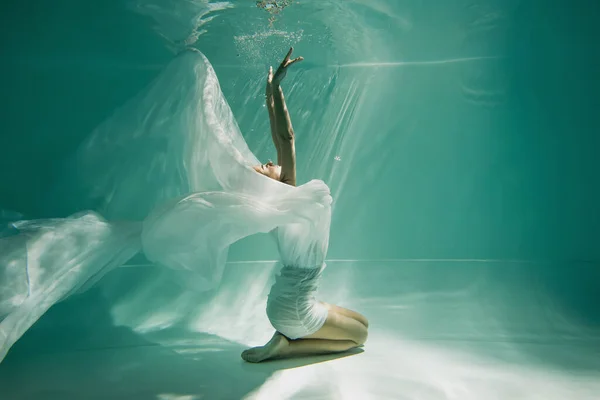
top-left (253, 160), bottom-right (282, 181)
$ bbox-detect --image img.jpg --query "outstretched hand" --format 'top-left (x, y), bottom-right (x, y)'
top-left (268, 47), bottom-right (303, 86)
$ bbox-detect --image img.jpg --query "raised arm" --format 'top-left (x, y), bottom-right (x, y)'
top-left (265, 68), bottom-right (282, 166)
top-left (267, 47), bottom-right (303, 186)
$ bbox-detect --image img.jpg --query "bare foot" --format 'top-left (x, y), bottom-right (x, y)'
top-left (241, 332), bottom-right (289, 363)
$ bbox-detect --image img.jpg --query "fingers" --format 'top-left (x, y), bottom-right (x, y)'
top-left (284, 47), bottom-right (294, 62)
top-left (272, 48), bottom-right (303, 84)
top-left (282, 56), bottom-right (303, 68)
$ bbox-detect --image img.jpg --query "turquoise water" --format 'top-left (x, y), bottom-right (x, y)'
top-left (1, 1), bottom-right (599, 399)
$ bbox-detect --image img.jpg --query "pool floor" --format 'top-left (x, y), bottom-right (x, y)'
top-left (1, 261), bottom-right (598, 399)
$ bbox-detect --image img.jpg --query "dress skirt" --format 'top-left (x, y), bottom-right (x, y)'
top-left (266, 264), bottom-right (328, 339)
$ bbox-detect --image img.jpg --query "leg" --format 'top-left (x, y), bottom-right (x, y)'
top-left (241, 306), bottom-right (368, 362)
top-left (241, 331), bottom-right (358, 363)
top-left (321, 302), bottom-right (369, 328)
top-left (302, 305), bottom-right (368, 345)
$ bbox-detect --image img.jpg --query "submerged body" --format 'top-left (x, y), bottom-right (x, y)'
top-left (242, 48), bottom-right (368, 362)
top-left (0, 48), bottom-right (367, 364)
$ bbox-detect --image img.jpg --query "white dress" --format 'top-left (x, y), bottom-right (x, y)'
top-left (265, 202), bottom-right (332, 339)
top-left (0, 49), bottom-right (332, 362)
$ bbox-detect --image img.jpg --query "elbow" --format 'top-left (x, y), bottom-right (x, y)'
top-left (280, 130), bottom-right (295, 142)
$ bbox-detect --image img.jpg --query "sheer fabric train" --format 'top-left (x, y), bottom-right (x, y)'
top-left (0, 50), bottom-right (332, 362)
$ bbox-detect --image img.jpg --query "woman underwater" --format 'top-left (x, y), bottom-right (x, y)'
top-left (242, 48), bottom-right (368, 363)
top-left (0, 48), bottom-right (367, 364)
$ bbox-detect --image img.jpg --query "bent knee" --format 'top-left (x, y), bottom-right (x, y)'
top-left (361, 316), bottom-right (370, 329)
top-left (353, 325), bottom-right (368, 346)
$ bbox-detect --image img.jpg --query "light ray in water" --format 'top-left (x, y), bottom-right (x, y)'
top-left (336, 56), bottom-right (504, 68)
top-left (212, 56), bottom-right (504, 70)
top-left (122, 258), bottom-right (597, 267)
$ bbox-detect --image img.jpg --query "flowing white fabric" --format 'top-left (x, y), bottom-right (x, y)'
top-left (0, 212), bottom-right (142, 361)
top-left (142, 180), bottom-right (331, 291)
top-left (66, 48), bottom-right (300, 220)
top-left (0, 49), bottom-right (332, 362)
